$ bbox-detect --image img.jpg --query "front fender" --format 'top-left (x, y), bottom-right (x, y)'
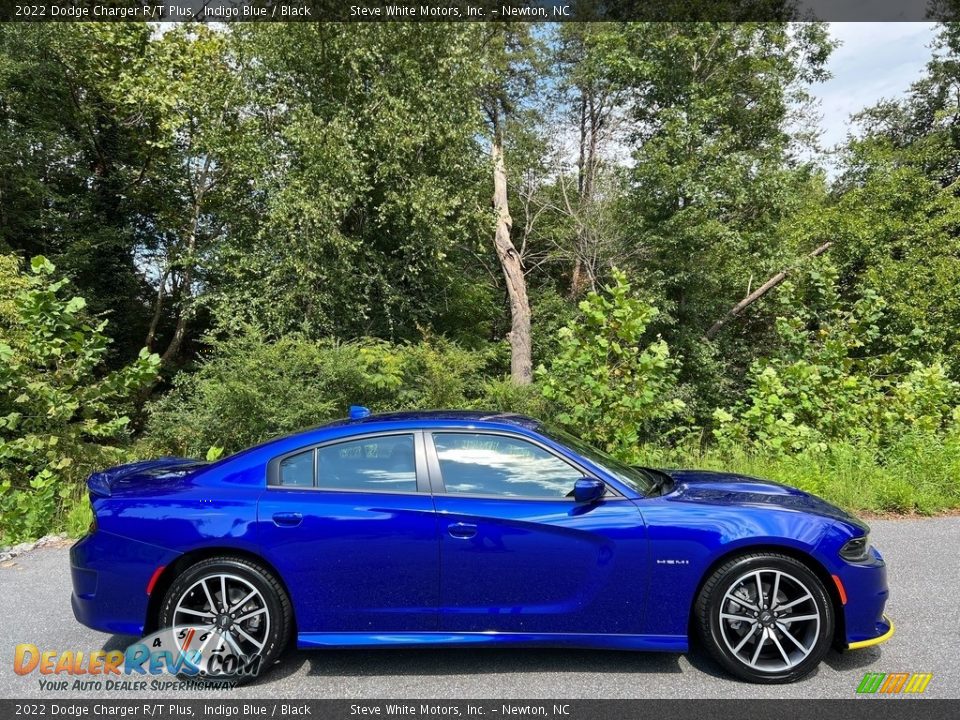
top-left (636, 498), bottom-right (835, 636)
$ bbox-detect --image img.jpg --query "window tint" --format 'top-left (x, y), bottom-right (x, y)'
top-left (278, 449), bottom-right (314, 488)
top-left (433, 433), bottom-right (582, 498)
top-left (541, 425), bottom-right (655, 495)
top-left (316, 434), bottom-right (417, 493)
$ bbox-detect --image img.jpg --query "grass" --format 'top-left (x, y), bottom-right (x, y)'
top-left (634, 432), bottom-right (960, 515)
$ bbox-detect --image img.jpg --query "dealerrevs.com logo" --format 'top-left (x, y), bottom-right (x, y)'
top-left (13, 626), bottom-right (260, 691)
top-left (856, 672), bottom-right (933, 695)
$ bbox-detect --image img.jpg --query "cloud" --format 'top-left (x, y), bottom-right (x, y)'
top-left (814, 22), bottom-right (938, 150)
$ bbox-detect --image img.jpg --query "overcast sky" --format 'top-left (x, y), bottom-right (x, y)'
top-left (814, 23), bottom-right (938, 151)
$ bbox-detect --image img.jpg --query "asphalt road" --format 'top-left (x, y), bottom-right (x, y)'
top-left (1, 518), bottom-right (958, 700)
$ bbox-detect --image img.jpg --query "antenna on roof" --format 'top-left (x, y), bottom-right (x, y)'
top-left (348, 405), bottom-right (371, 420)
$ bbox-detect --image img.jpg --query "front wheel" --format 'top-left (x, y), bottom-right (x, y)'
top-left (695, 553), bottom-right (834, 683)
top-left (158, 556), bottom-right (292, 683)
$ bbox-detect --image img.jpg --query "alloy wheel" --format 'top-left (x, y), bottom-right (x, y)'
top-left (172, 572), bottom-right (270, 664)
top-left (718, 568), bottom-right (822, 673)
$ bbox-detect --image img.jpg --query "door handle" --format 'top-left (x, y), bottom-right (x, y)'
top-left (447, 522), bottom-right (477, 539)
top-left (272, 512), bottom-right (303, 527)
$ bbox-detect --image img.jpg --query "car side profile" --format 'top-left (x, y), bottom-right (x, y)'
top-left (70, 408), bottom-right (892, 683)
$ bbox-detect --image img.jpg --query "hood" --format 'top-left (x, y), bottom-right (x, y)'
top-left (662, 468), bottom-right (867, 529)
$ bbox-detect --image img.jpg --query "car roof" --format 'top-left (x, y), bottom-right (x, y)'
top-left (323, 409), bottom-right (543, 431)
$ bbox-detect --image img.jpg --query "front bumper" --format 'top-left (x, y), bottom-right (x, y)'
top-left (847, 614), bottom-right (894, 650)
top-left (834, 544), bottom-right (891, 648)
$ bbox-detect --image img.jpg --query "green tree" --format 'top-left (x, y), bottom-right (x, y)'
top-left (0, 24), bottom-right (161, 362)
top-left (821, 24), bottom-right (960, 375)
top-left (538, 270), bottom-right (685, 462)
top-left (714, 268), bottom-right (960, 454)
top-left (478, 24), bottom-right (545, 384)
top-left (551, 23), bottom-right (632, 298)
top-left (205, 24), bottom-right (495, 347)
top-left (0, 255), bottom-right (159, 542)
top-left (613, 22), bottom-right (835, 415)
top-left (143, 330), bottom-right (494, 457)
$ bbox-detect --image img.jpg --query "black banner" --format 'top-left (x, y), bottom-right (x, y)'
top-left (0, 0), bottom-right (958, 23)
top-left (1, 700), bottom-right (958, 720)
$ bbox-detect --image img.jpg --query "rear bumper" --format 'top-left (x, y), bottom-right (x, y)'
top-left (70, 531), bottom-right (180, 636)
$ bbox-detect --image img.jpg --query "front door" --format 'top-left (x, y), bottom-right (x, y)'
top-left (426, 431), bottom-right (647, 635)
top-left (257, 431), bottom-right (438, 633)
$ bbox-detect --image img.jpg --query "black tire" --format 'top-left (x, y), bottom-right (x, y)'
top-left (695, 553), bottom-right (834, 684)
top-left (158, 556), bottom-right (292, 684)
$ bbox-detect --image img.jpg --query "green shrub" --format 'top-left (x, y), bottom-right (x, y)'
top-left (0, 255), bottom-right (159, 543)
top-left (537, 269), bottom-right (685, 463)
top-left (143, 330), bottom-right (496, 457)
top-left (480, 377), bottom-right (550, 417)
top-left (714, 280), bottom-right (960, 454)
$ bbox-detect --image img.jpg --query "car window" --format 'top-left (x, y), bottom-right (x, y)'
top-left (432, 433), bottom-right (582, 499)
top-left (278, 449), bottom-right (314, 487)
top-left (540, 425), bottom-right (655, 495)
top-left (316, 434), bottom-right (417, 493)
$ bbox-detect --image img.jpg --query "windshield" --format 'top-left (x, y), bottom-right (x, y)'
top-left (540, 425), bottom-right (655, 495)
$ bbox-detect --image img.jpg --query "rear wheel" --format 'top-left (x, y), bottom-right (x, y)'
top-left (695, 553), bottom-right (834, 683)
top-left (158, 557), bottom-right (291, 683)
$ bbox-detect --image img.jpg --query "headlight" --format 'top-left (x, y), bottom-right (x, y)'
top-left (840, 535), bottom-right (870, 562)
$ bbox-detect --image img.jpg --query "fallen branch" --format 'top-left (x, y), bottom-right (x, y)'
top-left (704, 241), bottom-right (833, 341)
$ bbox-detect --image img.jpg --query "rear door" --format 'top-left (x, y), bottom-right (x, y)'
top-left (257, 431), bottom-right (438, 633)
top-left (427, 430), bottom-right (647, 635)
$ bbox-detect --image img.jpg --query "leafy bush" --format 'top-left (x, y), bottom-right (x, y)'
top-left (143, 330), bottom-right (496, 457)
top-left (0, 255), bottom-right (159, 543)
top-left (714, 277), bottom-right (960, 454)
top-left (481, 377), bottom-right (550, 418)
top-left (537, 270), bottom-right (685, 463)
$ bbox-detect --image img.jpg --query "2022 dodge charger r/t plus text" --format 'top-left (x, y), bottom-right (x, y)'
top-left (70, 408), bottom-right (892, 684)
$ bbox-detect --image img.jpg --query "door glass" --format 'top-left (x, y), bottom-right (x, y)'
top-left (433, 433), bottom-right (581, 498)
top-left (317, 434), bottom-right (417, 493)
top-left (278, 449), bottom-right (314, 487)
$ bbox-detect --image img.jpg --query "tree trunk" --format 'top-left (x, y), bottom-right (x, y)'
top-left (569, 90), bottom-right (601, 300)
top-left (159, 155), bottom-right (212, 366)
top-left (570, 255), bottom-right (589, 299)
top-left (491, 120), bottom-right (532, 385)
top-left (144, 268), bottom-right (169, 351)
top-left (704, 241), bottom-right (833, 340)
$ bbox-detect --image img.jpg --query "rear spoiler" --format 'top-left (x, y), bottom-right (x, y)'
top-left (87, 472), bottom-right (114, 498)
top-left (86, 458), bottom-right (206, 498)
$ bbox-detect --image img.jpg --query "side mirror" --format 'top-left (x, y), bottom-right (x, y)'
top-left (574, 477), bottom-right (606, 504)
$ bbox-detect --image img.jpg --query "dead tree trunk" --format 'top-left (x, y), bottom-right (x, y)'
top-left (704, 241), bottom-right (833, 341)
top-left (491, 118), bottom-right (532, 385)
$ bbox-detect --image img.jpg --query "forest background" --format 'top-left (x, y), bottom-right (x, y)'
top-left (3, 21), bottom-right (960, 542)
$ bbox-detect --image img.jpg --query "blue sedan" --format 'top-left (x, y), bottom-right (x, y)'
top-left (70, 408), bottom-right (892, 683)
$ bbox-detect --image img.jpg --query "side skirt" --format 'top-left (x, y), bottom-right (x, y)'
top-left (297, 632), bottom-right (688, 653)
